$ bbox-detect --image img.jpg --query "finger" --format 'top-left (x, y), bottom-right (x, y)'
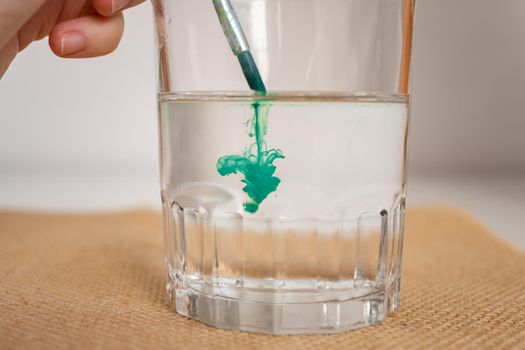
top-left (91, 0), bottom-right (145, 17)
top-left (0, 36), bottom-right (19, 78)
top-left (18, 1), bottom-right (93, 52)
top-left (0, 0), bottom-right (46, 49)
top-left (48, 14), bottom-right (124, 58)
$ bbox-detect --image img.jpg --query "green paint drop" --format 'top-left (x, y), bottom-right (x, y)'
top-left (217, 101), bottom-right (284, 213)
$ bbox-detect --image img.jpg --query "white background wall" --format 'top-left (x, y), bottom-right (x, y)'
top-left (410, 0), bottom-right (525, 171)
top-left (1, 0), bottom-right (524, 248)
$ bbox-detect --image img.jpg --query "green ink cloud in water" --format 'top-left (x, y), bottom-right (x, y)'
top-left (216, 102), bottom-right (284, 213)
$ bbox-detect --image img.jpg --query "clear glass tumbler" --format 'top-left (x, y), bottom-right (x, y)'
top-left (153, 0), bottom-right (415, 334)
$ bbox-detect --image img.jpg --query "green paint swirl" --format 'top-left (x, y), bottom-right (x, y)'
top-left (217, 101), bottom-right (284, 213)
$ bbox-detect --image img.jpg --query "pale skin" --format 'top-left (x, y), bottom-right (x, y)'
top-left (0, 0), bottom-right (145, 78)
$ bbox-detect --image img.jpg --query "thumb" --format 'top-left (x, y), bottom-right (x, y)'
top-left (0, 0), bottom-right (46, 49)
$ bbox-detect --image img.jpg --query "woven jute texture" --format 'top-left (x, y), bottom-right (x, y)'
top-left (0, 208), bottom-right (523, 349)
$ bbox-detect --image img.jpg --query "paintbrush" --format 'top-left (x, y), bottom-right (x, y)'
top-left (212, 0), bottom-right (267, 94)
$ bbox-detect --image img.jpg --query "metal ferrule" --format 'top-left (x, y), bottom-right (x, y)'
top-left (212, 0), bottom-right (250, 55)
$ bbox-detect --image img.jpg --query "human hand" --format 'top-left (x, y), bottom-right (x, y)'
top-left (0, 0), bottom-right (144, 78)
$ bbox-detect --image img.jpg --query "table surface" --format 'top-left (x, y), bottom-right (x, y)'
top-left (0, 208), bottom-right (523, 349)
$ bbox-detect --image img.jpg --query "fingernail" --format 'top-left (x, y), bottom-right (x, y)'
top-left (111, 0), bottom-right (128, 13)
top-left (60, 32), bottom-right (87, 56)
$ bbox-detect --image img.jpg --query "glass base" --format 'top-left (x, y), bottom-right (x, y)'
top-left (167, 277), bottom-right (400, 335)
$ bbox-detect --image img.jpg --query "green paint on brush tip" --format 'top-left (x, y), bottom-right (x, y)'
top-left (217, 101), bottom-right (284, 213)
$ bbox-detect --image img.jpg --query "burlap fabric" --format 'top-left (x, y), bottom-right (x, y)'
top-left (0, 208), bottom-right (523, 349)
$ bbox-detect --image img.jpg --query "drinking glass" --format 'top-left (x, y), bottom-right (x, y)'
top-left (153, 0), bottom-right (415, 334)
